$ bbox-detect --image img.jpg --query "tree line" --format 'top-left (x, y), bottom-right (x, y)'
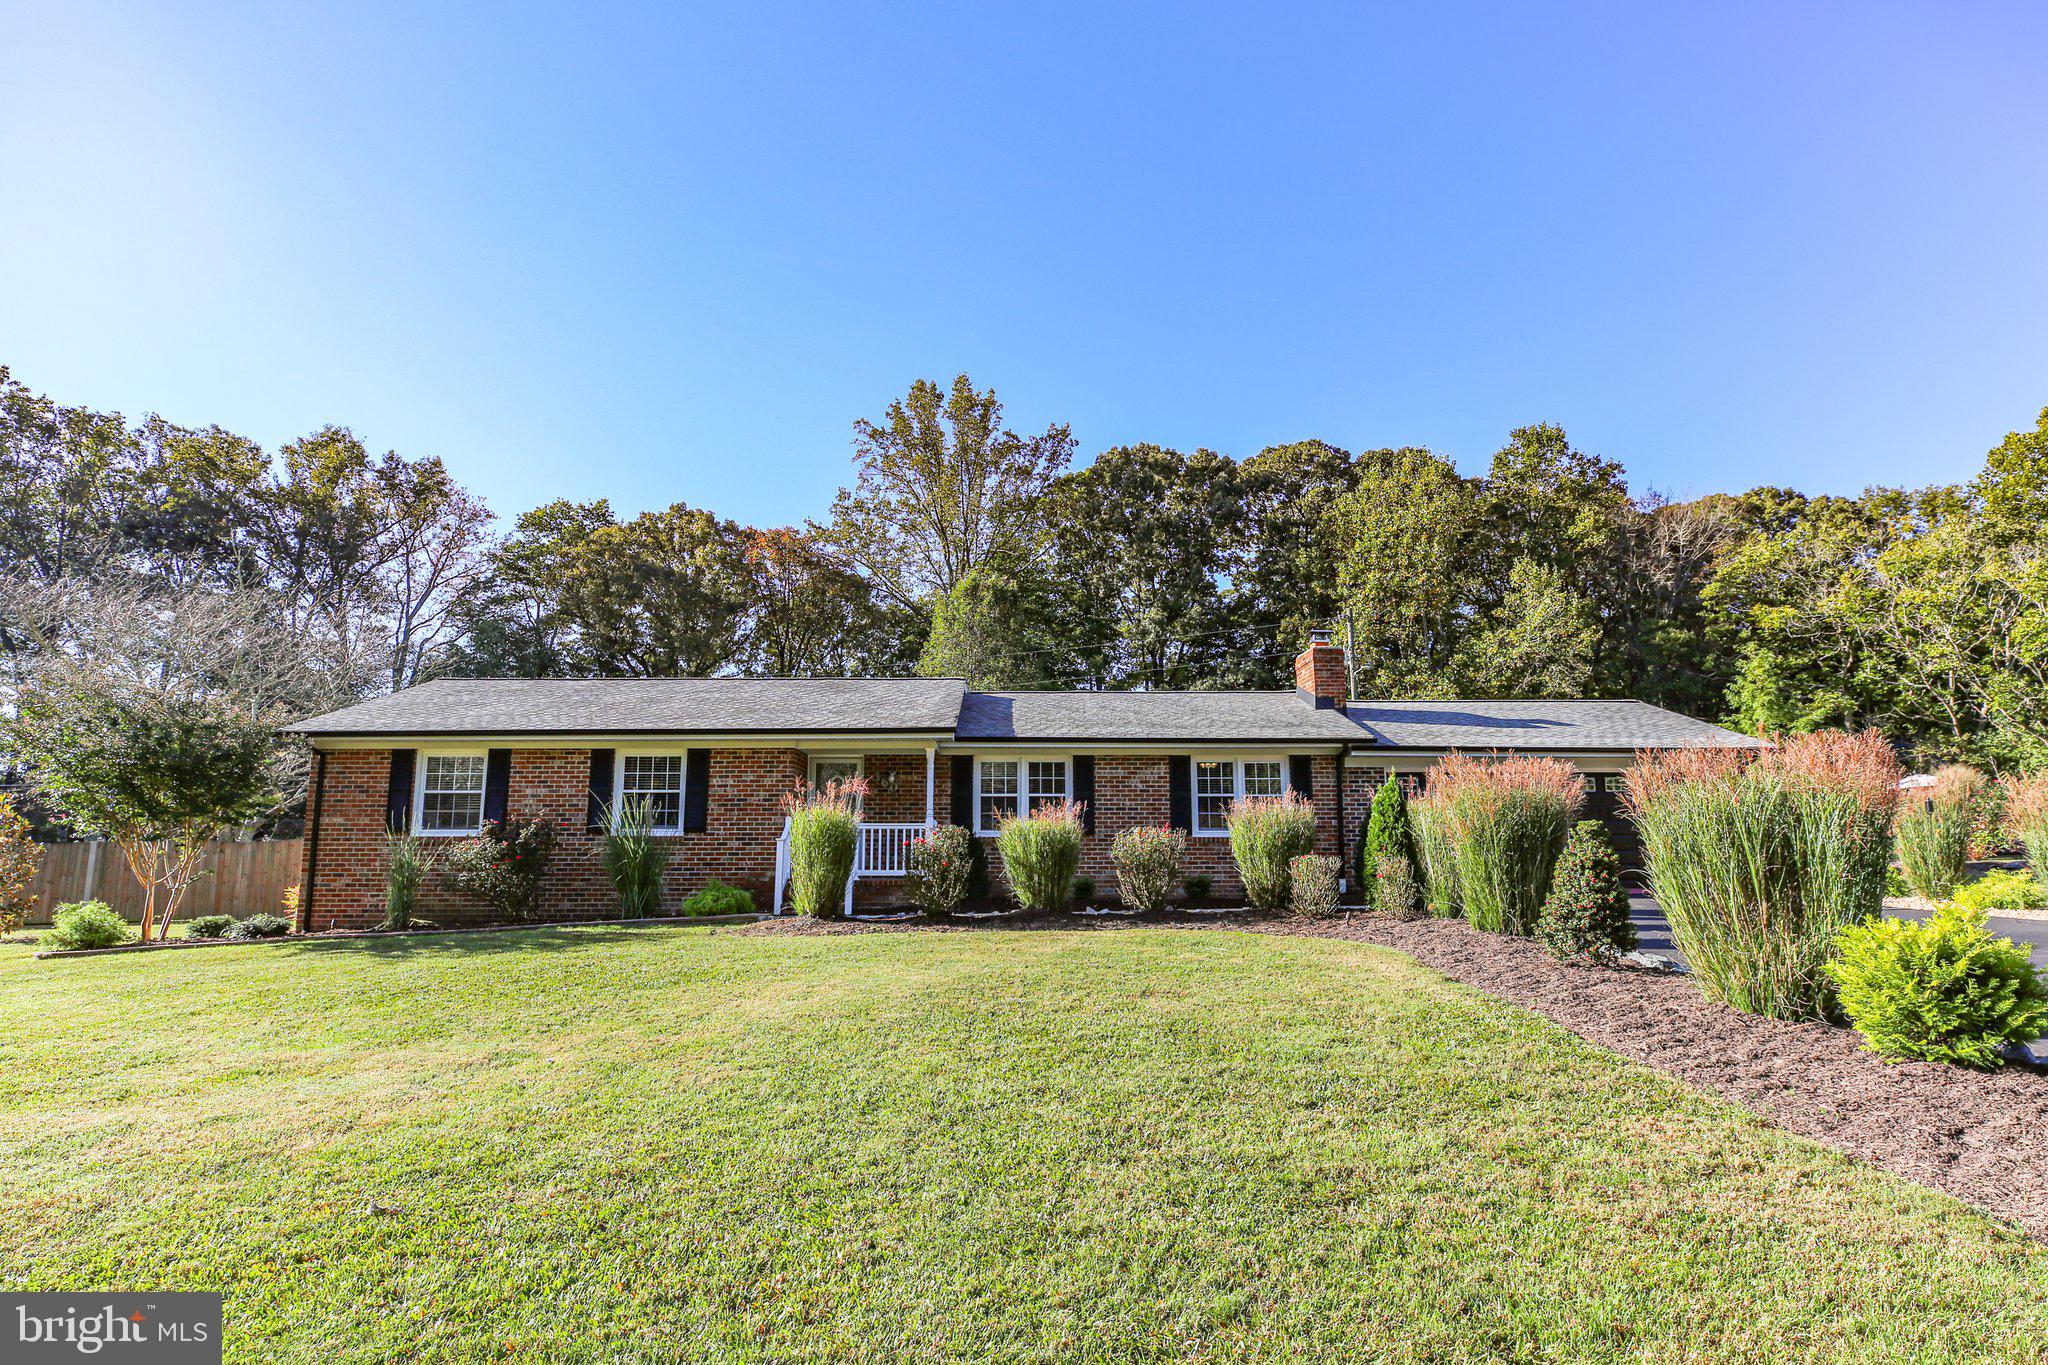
top-left (4, 364), bottom-right (2046, 781)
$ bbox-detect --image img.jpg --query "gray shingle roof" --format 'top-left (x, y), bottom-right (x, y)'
top-left (284, 677), bottom-right (968, 736)
top-left (957, 691), bottom-right (1365, 743)
top-left (1343, 699), bottom-right (1764, 751)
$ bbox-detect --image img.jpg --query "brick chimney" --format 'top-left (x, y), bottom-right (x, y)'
top-left (1293, 629), bottom-right (1348, 709)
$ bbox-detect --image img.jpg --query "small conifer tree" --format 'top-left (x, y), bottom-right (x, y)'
top-left (1537, 820), bottom-right (1636, 962)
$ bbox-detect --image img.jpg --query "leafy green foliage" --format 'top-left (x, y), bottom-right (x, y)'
top-left (1824, 905), bottom-right (2048, 1067)
top-left (1631, 732), bottom-right (1900, 1020)
top-left (1952, 869), bottom-right (2048, 913)
top-left (907, 825), bottom-right (973, 918)
top-left (1180, 874), bottom-right (1213, 902)
top-left (0, 795), bottom-right (36, 935)
top-left (1112, 826), bottom-right (1186, 914)
top-left (1538, 822), bottom-right (1637, 962)
top-left (1071, 874), bottom-right (1096, 905)
top-left (1226, 794), bottom-right (1317, 912)
top-left (1359, 777), bottom-right (1414, 889)
top-left (45, 901), bottom-right (130, 950)
top-left (184, 914), bottom-right (237, 940)
top-left (440, 818), bottom-right (558, 921)
top-left (1896, 767), bottom-right (1989, 901)
top-left (226, 912), bottom-right (293, 940)
top-left (995, 803), bottom-right (1085, 912)
top-left (1373, 855), bottom-right (1423, 919)
top-left (1287, 854), bottom-right (1340, 918)
top-left (599, 798), bottom-right (668, 919)
top-left (680, 880), bottom-right (753, 917)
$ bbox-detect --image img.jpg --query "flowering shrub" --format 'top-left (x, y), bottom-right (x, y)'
top-left (1374, 854), bottom-right (1422, 919)
top-left (785, 779), bottom-right (866, 917)
top-left (0, 795), bottom-right (37, 935)
top-left (1227, 793), bottom-right (1317, 912)
top-left (1112, 825), bottom-right (1186, 913)
top-left (996, 802), bottom-right (1086, 912)
top-left (1629, 730), bottom-right (1899, 1019)
top-left (907, 824), bottom-right (973, 918)
top-left (1432, 753), bottom-right (1582, 935)
top-left (441, 816), bottom-right (557, 921)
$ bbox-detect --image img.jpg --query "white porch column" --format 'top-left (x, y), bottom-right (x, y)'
top-left (924, 746), bottom-right (936, 826)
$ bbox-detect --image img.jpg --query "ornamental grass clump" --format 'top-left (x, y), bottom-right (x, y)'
top-left (907, 824), bottom-right (973, 918)
top-left (1538, 821), bottom-right (1636, 962)
top-left (2006, 772), bottom-right (2048, 896)
top-left (784, 779), bottom-right (866, 917)
top-left (1226, 792), bottom-right (1317, 912)
top-left (1628, 730), bottom-right (1901, 1020)
top-left (1290, 854), bottom-right (1341, 918)
top-left (996, 802), bottom-right (1086, 912)
top-left (1410, 787), bottom-right (1462, 918)
top-left (1431, 753), bottom-right (1581, 935)
top-left (1895, 765), bottom-right (1989, 902)
top-left (600, 797), bottom-right (669, 918)
top-left (1823, 904), bottom-right (2048, 1067)
top-left (383, 830), bottom-right (435, 929)
top-left (1111, 826), bottom-right (1185, 913)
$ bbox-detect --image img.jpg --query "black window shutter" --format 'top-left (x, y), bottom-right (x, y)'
top-left (1289, 754), bottom-right (1314, 799)
top-left (586, 749), bottom-right (615, 832)
top-left (1168, 755), bottom-right (1192, 833)
top-left (683, 749), bottom-right (711, 833)
top-left (1072, 755), bottom-right (1096, 834)
top-left (950, 755), bottom-right (974, 828)
top-left (482, 749), bottom-right (512, 824)
top-left (385, 749), bottom-right (415, 833)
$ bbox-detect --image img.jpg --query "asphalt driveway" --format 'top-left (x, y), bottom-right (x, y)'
top-left (1626, 895), bottom-right (2048, 967)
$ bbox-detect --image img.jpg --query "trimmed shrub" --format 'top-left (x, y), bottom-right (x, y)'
top-left (1227, 792), bottom-right (1317, 912)
top-left (907, 825), bottom-right (973, 918)
top-left (442, 817), bottom-right (557, 921)
top-left (1896, 766), bottom-right (1988, 901)
top-left (184, 914), bottom-right (237, 940)
top-left (1358, 778), bottom-right (1416, 889)
top-left (1538, 821), bottom-right (1636, 962)
top-left (1071, 873), bottom-right (1096, 906)
top-left (1374, 854), bottom-right (1423, 919)
top-left (384, 830), bottom-right (435, 929)
top-left (1431, 753), bottom-right (1581, 935)
top-left (1181, 873), bottom-right (1213, 902)
top-left (1824, 904), bottom-right (2048, 1066)
top-left (680, 880), bottom-right (753, 917)
top-left (45, 901), bottom-right (130, 950)
top-left (1290, 854), bottom-right (1341, 918)
top-left (1629, 730), bottom-right (1900, 1020)
top-left (226, 912), bottom-right (293, 940)
top-left (1952, 868), bottom-right (2048, 913)
top-left (785, 779), bottom-right (865, 917)
top-left (2007, 773), bottom-right (2048, 895)
top-left (1411, 787), bottom-right (1462, 918)
top-left (996, 802), bottom-right (1086, 912)
top-left (600, 797), bottom-right (669, 919)
top-left (1113, 826), bottom-right (1185, 914)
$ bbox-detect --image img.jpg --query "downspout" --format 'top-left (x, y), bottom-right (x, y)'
top-left (1334, 746), bottom-right (1348, 895)
top-left (298, 749), bottom-right (326, 934)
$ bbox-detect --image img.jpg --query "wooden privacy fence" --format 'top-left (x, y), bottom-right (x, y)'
top-left (24, 839), bottom-right (303, 925)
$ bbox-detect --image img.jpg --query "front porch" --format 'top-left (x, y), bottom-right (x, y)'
top-left (771, 817), bottom-right (935, 915)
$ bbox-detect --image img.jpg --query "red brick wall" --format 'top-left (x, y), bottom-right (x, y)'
top-left (302, 746), bottom-right (808, 930)
top-left (1293, 641), bottom-right (1348, 704)
top-left (303, 745), bottom-right (1349, 924)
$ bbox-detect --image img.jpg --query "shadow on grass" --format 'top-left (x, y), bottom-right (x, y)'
top-left (281, 923), bottom-right (721, 959)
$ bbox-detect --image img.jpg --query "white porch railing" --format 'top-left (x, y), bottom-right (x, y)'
top-left (771, 819), bottom-right (936, 915)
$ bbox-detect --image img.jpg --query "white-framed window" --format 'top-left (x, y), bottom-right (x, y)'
top-left (1192, 756), bottom-right (1289, 836)
top-left (811, 755), bottom-right (863, 793)
top-left (416, 751), bottom-right (487, 835)
top-left (616, 752), bottom-right (685, 833)
top-left (1397, 772), bottom-right (1426, 797)
top-left (977, 759), bottom-right (1019, 832)
top-left (1601, 773), bottom-right (1628, 794)
top-left (1577, 772), bottom-right (1598, 795)
top-left (1026, 759), bottom-right (1069, 814)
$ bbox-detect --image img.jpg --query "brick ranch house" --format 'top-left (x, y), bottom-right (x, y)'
top-left (285, 633), bottom-right (1763, 930)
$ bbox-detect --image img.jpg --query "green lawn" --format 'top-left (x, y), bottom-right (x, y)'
top-left (3, 927), bottom-right (2046, 1362)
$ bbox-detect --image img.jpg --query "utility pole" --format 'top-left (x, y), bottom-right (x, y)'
top-left (1343, 607), bottom-right (1358, 698)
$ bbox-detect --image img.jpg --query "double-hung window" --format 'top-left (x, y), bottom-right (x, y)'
top-left (975, 758), bottom-right (1069, 832)
top-left (1192, 757), bottom-right (1288, 835)
top-left (618, 754), bottom-right (685, 833)
top-left (417, 752), bottom-right (487, 835)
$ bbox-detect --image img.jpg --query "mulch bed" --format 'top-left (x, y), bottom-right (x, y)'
top-left (743, 908), bottom-right (2048, 1238)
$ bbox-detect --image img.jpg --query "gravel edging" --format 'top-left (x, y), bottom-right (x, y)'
top-left (30, 913), bottom-right (765, 959)
top-left (742, 908), bottom-right (2048, 1239)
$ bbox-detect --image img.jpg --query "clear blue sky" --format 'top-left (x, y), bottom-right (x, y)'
top-left (5, 1), bottom-right (2045, 528)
